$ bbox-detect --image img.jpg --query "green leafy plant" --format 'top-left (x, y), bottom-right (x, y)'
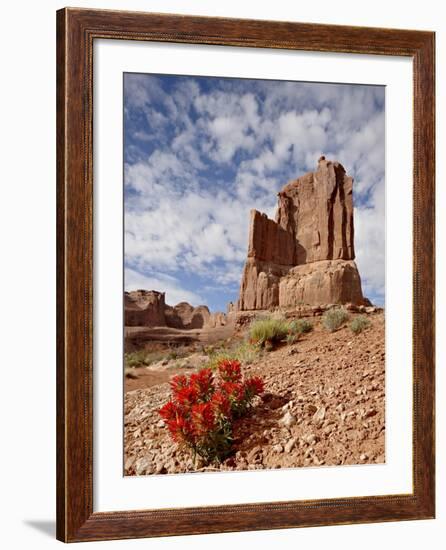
top-left (350, 315), bottom-right (371, 334)
top-left (322, 308), bottom-right (349, 332)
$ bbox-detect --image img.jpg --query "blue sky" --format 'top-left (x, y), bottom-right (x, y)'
top-left (124, 73), bottom-right (385, 311)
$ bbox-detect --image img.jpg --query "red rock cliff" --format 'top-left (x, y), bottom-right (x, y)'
top-left (238, 156), bottom-right (366, 310)
top-left (124, 290), bottom-right (229, 329)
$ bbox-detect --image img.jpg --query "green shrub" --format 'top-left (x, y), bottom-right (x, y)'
top-left (286, 333), bottom-right (299, 345)
top-left (288, 318), bottom-right (313, 335)
top-left (124, 350), bottom-right (147, 368)
top-left (249, 317), bottom-right (289, 348)
top-left (322, 308), bottom-right (349, 332)
top-left (124, 350), bottom-right (168, 368)
top-left (350, 315), bottom-right (371, 334)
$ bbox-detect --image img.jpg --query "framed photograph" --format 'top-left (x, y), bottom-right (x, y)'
top-left (56, 8), bottom-right (435, 542)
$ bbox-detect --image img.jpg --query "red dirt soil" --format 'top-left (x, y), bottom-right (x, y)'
top-left (124, 312), bottom-right (385, 475)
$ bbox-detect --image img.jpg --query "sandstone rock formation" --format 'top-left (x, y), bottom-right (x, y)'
top-left (164, 302), bottom-right (210, 330)
top-left (124, 290), bottom-right (227, 330)
top-left (238, 157), bottom-right (367, 310)
top-left (125, 290), bottom-right (166, 327)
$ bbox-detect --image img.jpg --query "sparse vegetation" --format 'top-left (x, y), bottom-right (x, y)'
top-left (124, 350), bottom-right (150, 368)
top-left (206, 350), bottom-right (236, 371)
top-left (233, 341), bottom-right (260, 364)
top-left (166, 347), bottom-right (189, 361)
top-left (322, 307), bottom-right (349, 332)
top-left (249, 317), bottom-right (289, 348)
top-left (288, 318), bottom-right (313, 335)
top-left (207, 341), bottom-right (260, 370)
top-left (125, 347), bottom-right (190, 369)
top-left (249, 316), bottom-right (313, 348)
top-left (350, 315), bottom-right (371, 334)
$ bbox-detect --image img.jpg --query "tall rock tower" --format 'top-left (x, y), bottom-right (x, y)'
top-left (237, 156), bottom-right (367, 310)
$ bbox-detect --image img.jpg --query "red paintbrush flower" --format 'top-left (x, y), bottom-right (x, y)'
top-left (189, 368), bottom-right (214, 400)
top-left (220, 380), bottom-right (244, 401)
top-left (191, 402), bottom-right (215, 436)
top-left (217, 359), bottom-right (242, 383)
top-left (210, 390), bottom-right (232, 418)
top-left (244, 376), bottom-right (265, 396)
top-left (175, 385), bottom-right (199, 410)
top-left (167, 416), bottom-right (195, 445)
top-left (158, 400), bottom-right (178, 422)
top-left (159, 360), bottom-right (265, 464)
top-left (169, 374), bottom-right (189, 396)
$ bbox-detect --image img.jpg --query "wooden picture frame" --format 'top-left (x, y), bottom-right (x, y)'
top-left (56, 7), bottom-right (435, 542)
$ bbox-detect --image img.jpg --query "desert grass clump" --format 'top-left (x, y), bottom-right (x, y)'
top-left (124, 351), bottom-right (142, 367)
top-left (233, 341), bottom-right (261, 364)
top-left (249, 317), bottom-right (289, 348)
top-left (322, 307), bottom-right (349, 332)
top-left (288, 318), bottom-right (313, 335)
top-left (207, 341), bottom-right (260, 370)
top-left (124, 350), bottom-right (148, 368)
top-left (350, 315), bottom-right (371, 335)
top-left (125, 348), bottom-right (185, 369)
top-left (207, 350), bottom-right (237, 371)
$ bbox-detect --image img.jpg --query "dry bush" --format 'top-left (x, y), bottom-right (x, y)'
top-left (350, 315), bottom-right (371, 334)
top-left (322, 308), bottom-right (349, 332)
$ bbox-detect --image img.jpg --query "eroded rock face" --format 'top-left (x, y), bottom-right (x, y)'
top-left (279, 260), bottom-right (364, 307)
top-left (238, 157), bottom-right (367, 310)
top-left (125, 290), bottom-right (166, 327)
top-left (124, 291), bottom-right (227, 330)
top-left (277, 158), bottom-right (355, 263)
top-left (165, 303), bottom-right (211, 330)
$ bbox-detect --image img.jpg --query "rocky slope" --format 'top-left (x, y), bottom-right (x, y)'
top-left (124, 311), bottom-right (385, 475)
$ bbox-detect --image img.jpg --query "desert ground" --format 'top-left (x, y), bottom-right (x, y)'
top-left (124, 309), bottom-right (385, 476)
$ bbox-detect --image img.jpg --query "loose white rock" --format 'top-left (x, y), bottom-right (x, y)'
top-left (312, 406), bottom-right (326, 425)
top-left (280, 411), bottom-right (297, 428)
top-left (134, 457), bottom-right (151, 475)
top-left (284, 438), bottom-right (297, 453)
top-left (302, 433), bottom-right (319, 445)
